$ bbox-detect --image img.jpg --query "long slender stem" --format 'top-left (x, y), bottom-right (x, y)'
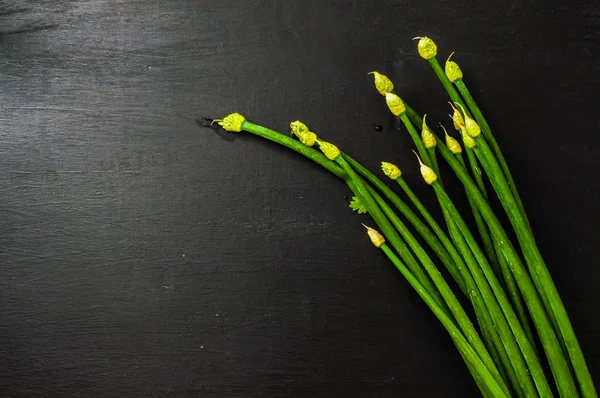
top-left (241, 121), bottom-right (346, 178)
top-left (395, 177), bottom-right (523, 397)
top-left (433, 183), bottom-right (550, 397)
top-left (458, 152), bottom-right (538, 356)
top-left (474, 137), bottom-right (595, 397)
top-left (336, 157), bottom-right (446, 311)
top-left (454, 78), bottom-right (529, 229)
top-left (343, 155), bottom-right (467, 293)
top-left (379, 243), bottom-right (508, 398)
top-left (397, 113), bottom-right (543, 396)
top-left (417, 126), bottom-right (575, 396)
top-left (409, 104), bottom-right (578, 394)
top-left (363, 182), bottom-right (509, 395)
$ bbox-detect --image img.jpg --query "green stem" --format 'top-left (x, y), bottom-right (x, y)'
top-left (396, 177), bottom-right (522, 397)
top-left (337, 157), bottom-right (445, 311)
top-left (379, 243), bottom-right (509, 398)
top-left (454, 78), bottom-right (529, 230)
top-left (409, 107), bottom-right (537, 358)
top-left (236, 120), bottom-right (467, 298)
top-left (494, 242), bottom-right (539, 358)
top-left (422, 132), bottom-right (574, 396)
top-left (474, 137), bottom-right (594, 397)
top-left (363, 182), bottom-right (509, 395)
top-left (428, 146), bottom-right (443, 186)
top-left (241, 121), bottom-right (346, 178)
top-left (459, 151), bottom-right (502, 280)
top-left (408, 103), bottom-right (571, 395)
top-left (342, 154), bottom-right (467, 293)
top-left (433, 183), bottom-right (550, 397)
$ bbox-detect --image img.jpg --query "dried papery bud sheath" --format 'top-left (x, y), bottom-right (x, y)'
top-left (368, 71), bottom-right (394, 95)
top-left (381, 161), bottom-right (402, 180)
top-left (460, 128), bottom-right (477, 149)
top-left (299, 131), bottom-right (317, 147)
top-left (217, 113), bottom-right (246, 132)
top-left (449, 102), bottom-right (465, 131)
top-left (445, 52), bottom-right (463, 83)
top-left (362, 224), bottom-right (385, 248)
top-left (456, 103), bottom-right (481, 137)
top-left (421, 115), bottom-right (437, 149)
top-left (415, 36), bottom-right (437, 60)
top-left (442, 126), bottom-right (462, 154)
top-left (317, 140), bottom-right (341, 160)
top-left (290, 120), bottom-right (310, 138)
top-left (385, 92), bottom-right (406, 116)
top-left (414, 151), bottom-right (438, 185)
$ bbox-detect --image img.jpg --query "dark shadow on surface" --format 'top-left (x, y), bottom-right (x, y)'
top-left (196, 117), bottom-right (237, 142)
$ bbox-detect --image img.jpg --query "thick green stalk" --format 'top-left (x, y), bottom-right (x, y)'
top-left (363, 183), bottom-right (509, 395)
top-left (474, 137), bottom-right (596, 397)
top-left (379, 243), bottom-right (508, 398)
top-left (454, 78), bottom-right (529, 228)
top-left (395, 177), bottom-right (522, 397)
top-left (342, 155), bottom-right (467, 292)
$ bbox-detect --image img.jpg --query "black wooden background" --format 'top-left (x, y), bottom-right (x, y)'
top-left (1, 1), bottom-right (598, 397)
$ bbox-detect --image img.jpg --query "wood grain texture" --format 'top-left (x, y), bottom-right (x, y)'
top-left (0, 0), bottom-right (598, 396)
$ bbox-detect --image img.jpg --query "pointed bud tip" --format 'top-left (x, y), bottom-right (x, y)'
top-left (443, 127), bottom-right (463, 154)
top-left (445, 52), bottom-right (463, 82)
top-left (413, 151), bottom-right (437, 184)
top-left (455, 103), bottom-right (481, 137)
top-left (421, 116), bottom-right (437, 149)
top-left (369, 71), bottom-right (394, 95)
top-left (449, 103), bottom-right (465, 131)
top-left (363, 224), bottom-right (385, 248)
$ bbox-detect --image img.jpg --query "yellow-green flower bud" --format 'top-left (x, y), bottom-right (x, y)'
top-left (461, 128), bottom-right (477, 148)
top-left (445, 52), bottom-right (463, 82)
top-left (442, 126), bottom-right (462, 154)
top-left (415, 152), bottom-right (438, 184)
top-left (381, 161), bottom-right (402, 180)
top-left (299, 131), bottom-right (317, 147)
top-left (368, 71), bottom-right (394, 95)
top-left (217, 113), bottom-right (246, 132)
top-left (456, 103), bottom-right (481, 137)
top-left (317, 140), bottom-right (340, 160)
top-left (416, 36), bottom-right (437, 60)
top-left (421, 115), bottom-right (437, 149)
top-left (363, 224), bottom-right (385, 248)
top-left (290, 120), bottom-right (310, 138)
top-left (385, 92), bottom-right (406, 116)
top-left (449, 103), bottom-right (465, 131)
